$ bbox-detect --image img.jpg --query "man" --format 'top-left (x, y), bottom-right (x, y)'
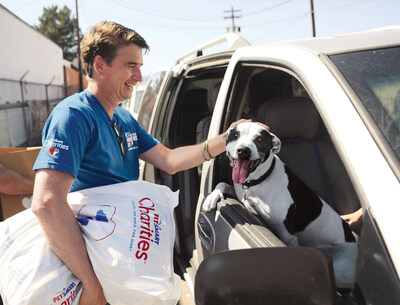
top-left (32, 21), bottom-right (248, 305)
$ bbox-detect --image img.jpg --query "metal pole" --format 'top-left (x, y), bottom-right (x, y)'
top-left (19, 70), bottom-right (30, 144)
top-left (310, 0), bottom-right (316, 37)
top-left (230, 7), bottom-right (235, 30)
top-left (75, 0), bottom-right (84, 91)
top-left (45, 76), bottom-right (55, 116)
top-left (19, 70), bottom-right (29, 104)
top-left (224, 6), bottom-right (242, 33)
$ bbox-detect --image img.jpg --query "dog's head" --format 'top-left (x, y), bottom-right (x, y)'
top-left (225, 122), bottom-right (281, 184)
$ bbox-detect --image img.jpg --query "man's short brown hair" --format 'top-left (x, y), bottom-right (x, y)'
top-left (81, 21), bottom-right (149, 79)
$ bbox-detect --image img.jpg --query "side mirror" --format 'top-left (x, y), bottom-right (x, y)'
top-left (195, 247), bottom-right (338, 305)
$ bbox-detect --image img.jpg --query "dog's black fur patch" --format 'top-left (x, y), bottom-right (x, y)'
top-left (283, 166), bottom-right (323, 235)
top-left (226, 126), bottom-right (239, 145)
top-left (254, 129), bottom-right (273, 159)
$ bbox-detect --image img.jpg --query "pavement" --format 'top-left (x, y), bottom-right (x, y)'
top-left (177, 279), bottom-right (195, 305)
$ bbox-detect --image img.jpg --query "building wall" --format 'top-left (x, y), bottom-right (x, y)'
top-left (0, 5), bottom-right (64, 92)
top-left (0, 5), bottom-right (65, 146)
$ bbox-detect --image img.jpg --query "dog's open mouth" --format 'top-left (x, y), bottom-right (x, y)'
top-left (229, 153), bottom-right (262, 184)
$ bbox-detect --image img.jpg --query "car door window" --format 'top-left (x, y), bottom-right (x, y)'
top-left (137, 70), bottom-right (166, 131)
top-left (216, 63), bottom-right (361, 227)
top-left (330, 47), bottom-right (400, 171)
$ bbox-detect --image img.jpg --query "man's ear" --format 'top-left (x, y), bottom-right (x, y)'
top-left (93, 55), bottom-right (106, 77)
top-left (270, 132), bottom-right (281, 155)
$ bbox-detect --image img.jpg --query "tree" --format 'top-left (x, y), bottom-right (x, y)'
top-left (34, 5), bottom-right (82, 63)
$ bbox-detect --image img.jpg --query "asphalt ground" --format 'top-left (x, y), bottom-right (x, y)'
top-left (177, 278), bottom-right (195, 305)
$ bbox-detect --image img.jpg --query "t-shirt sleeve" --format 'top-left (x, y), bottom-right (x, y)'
top-left (136, 121), bottom-right (159, 154)
top-left (33, 107), bottom-right (90, 177)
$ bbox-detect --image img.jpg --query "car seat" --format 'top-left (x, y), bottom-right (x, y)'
top-left (256, 97), bottom-right (361, 216)
top-left (196, 81), bottom-right (222, 144)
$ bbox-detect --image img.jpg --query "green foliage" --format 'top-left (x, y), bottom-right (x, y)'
top-left (34, 5), bottom-right (82, 62)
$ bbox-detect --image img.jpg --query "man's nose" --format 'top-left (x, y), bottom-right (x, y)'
top-left (132, 67), bottom-right (143, 82)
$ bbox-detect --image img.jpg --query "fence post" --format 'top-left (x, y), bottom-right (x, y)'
top-left (45, 76), bottom-right (55, 117)
top-left (19, 70), bottom-right (30, 145)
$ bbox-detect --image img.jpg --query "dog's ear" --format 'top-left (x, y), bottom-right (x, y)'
top-left (270, 133), bottom-right (281, 155)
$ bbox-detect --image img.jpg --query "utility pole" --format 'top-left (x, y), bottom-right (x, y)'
top-left (224, 6), bottom-right (242, 33)
top-left (75, 0), bottom-right (84, 91)
top-left (310, 0), bottom-right (316, 37)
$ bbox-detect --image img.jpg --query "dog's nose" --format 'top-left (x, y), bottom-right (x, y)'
top-left (237, 147), bottom-right (251, 159)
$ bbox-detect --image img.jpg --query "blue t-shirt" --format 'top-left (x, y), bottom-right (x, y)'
top-left (33, 90), bottom-right (159, 192)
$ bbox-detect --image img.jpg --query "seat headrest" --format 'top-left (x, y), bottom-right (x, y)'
top-left (207, 82), bottom-right (222, 112)
top-left (183, 88), bottom-right (208, 111)
top-left (257, 97), bottom-right (321, 139)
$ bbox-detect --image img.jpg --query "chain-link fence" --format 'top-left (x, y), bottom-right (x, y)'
top-left (0, 77), bottom-right (80, 147)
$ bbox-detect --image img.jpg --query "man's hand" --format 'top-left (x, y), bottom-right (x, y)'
top-left (341, 208), bottom-right (363, 226)
top-left (79, 283), bottom-right (108, 305)
top-left (222, 119), bottom-right (270, 143)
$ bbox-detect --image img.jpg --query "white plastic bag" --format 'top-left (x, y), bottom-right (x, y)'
top-left (0, 180), bottom-right (181, 305)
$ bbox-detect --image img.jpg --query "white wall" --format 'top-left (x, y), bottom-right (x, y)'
top-left (0, 6), bottom-right (64, 86)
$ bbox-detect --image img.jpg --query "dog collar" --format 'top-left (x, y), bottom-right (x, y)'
top-left (243, 157), bottom-right (276, 189)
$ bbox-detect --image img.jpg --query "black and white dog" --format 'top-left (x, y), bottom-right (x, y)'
top-left (203, 122), bottom-right (357, 289)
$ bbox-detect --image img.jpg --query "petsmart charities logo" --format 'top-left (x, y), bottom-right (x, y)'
top-left (130, 197), bottom-right (162, 264)
top-left (52, 281), bottom-right (78, 304)
top-left (44, 138), bottom-right (69, 157)
top-left (76, 205), bottom-right (117, 241)
top-left (125, 131), bottom-right (138, 151)
top-left (1, 226), bottom-right (14, 251)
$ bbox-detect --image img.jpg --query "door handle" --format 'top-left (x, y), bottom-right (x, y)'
top-left (198, 222), bottom-right (213, 250)
top-left (197, 212), bottom-right (215, 252)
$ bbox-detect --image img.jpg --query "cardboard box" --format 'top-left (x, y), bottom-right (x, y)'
top-left (0, 147), bottom-right (41, 220)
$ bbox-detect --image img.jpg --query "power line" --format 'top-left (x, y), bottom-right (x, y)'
top-left (80, 5), bottom-right (223, 30)
top-left (111, 0), bottom-right (222, 22)
top-left (14, 0), bottom-right (40, 12)
top-left (242, 12), bottom-right (310, 28)
top-left (319, 0), bottom-right (376, 13)
top-left (254, 12), bottom-right (309, 42)
top-left (244, 0), bottom-right (294, 17)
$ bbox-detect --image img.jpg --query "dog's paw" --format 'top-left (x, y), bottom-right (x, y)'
top-left (202, 189), bottom-right (224, 212)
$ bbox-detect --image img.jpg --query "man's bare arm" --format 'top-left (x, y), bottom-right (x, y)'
top-left (31, 169), bottom-right (106, 305)
top-left (140, 119), bottom-right (252, 174)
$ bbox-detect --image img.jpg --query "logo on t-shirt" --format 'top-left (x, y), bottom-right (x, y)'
top-left (44, 139), bottom-right (69, 157)
top-left (49, 147), bottom-right (59, 156)
top-left (125, 132), bottom-right (138, 151)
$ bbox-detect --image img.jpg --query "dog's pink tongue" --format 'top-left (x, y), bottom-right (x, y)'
top-left (232, 159), bottom-right (250, 184)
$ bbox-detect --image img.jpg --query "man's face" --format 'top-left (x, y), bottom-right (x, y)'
top-left (102, 44), bottom-right (144, 102)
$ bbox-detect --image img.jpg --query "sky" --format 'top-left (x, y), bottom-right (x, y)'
top-left (1, 0), bottom-right (399, 76)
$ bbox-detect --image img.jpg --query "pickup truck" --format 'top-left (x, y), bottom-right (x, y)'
top-left (141, 27), bottom-right (400, 305)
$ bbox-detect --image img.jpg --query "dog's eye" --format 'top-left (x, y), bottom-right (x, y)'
top-left (256, 136), bottom-right (263, 142)
top-left (232, 132), bottom-right (239, 139)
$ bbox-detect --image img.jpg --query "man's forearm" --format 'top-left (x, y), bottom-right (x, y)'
top-left (33, 197), bottom-right (100, 289)
top-left (171, 134), bottom-right (226, 172)
top-left (142, 134), bottom-right (226, 175)
top-left (31, 169), bottom-right (101, 292)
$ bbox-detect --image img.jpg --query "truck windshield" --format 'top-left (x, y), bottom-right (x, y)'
top-left (330, 47), bottom-right (400, 162)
